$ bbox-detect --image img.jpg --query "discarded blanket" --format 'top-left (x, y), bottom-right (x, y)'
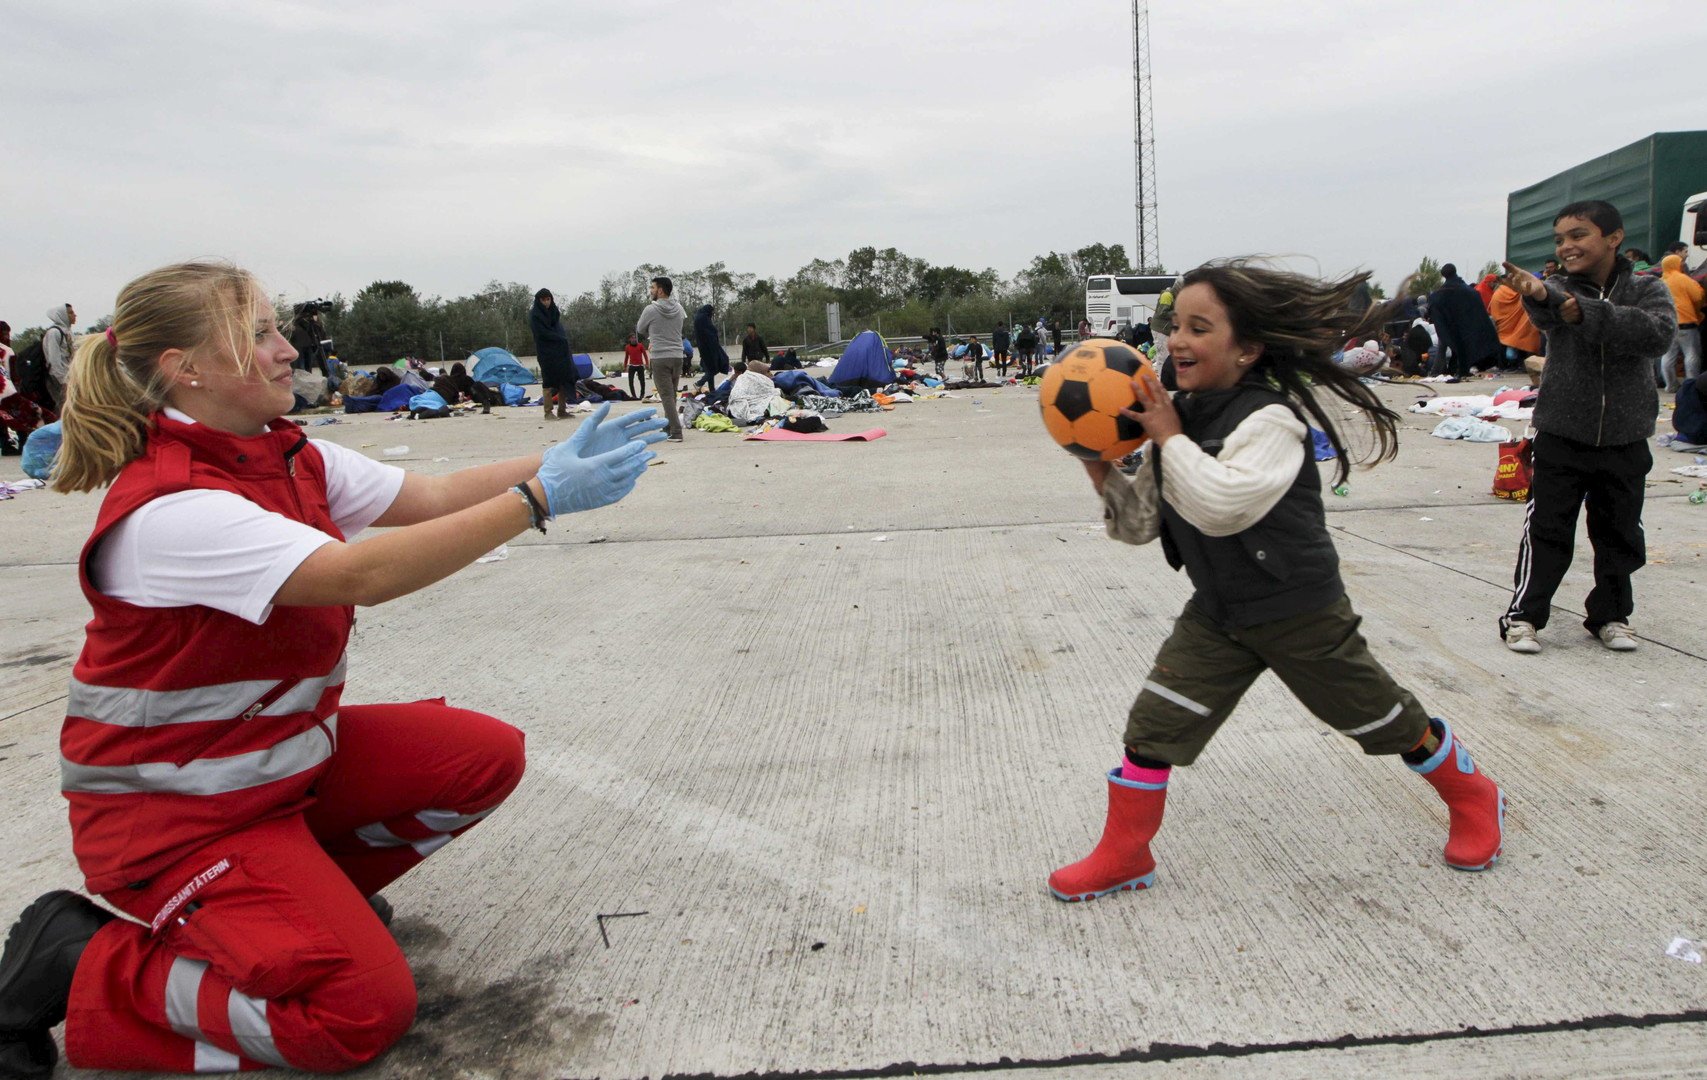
top-left (1335, 342), bottom-right (1385, 375)
top-left (378, 384), bottom-right (415, 412)
top-left (692, 412), bottom-right (742, 433)
top-left (577, 379), bottom-right (632, 402)
top-left (744, 427), bottom-right (888, 442)
top-left (774, 370), bottom-right (839, 398)
top-left (1431, 417), bottom-right (1513, 443)
top-left (799, 389), bottom-right (880, 416)
top-left (0, 478), bottom-right (46, 500)
top-left (1409, 394), bottom-right (1533, 421)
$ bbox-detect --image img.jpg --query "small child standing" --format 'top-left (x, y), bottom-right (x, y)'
top-left (1049, 259), bottom-right (1506, 903)
top-left (965, 336), bottom-right (985, 382)
top-left (623, 333), bottom-right (649, 400)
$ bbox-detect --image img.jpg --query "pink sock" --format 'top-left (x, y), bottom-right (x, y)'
top-left (1121, 759), bottom-right (1171, 785)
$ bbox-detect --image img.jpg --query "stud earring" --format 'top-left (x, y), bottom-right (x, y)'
top-left (190, 380), bottom-right (200, 387)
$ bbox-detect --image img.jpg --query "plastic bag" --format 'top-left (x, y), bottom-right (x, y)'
top-left (1430, 416), bottom-right (1513, 443)
top-left (1492, 438), bottom-right (1533, 502)
top-left (21, 421), bottom-right (61, 480)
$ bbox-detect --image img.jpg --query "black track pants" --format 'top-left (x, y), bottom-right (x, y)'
top-left (1502, 431), bottom-right (1651, 634)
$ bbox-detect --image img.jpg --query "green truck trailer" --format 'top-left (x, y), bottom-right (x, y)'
top-left (1506, 131), bottom-right (1707, 269)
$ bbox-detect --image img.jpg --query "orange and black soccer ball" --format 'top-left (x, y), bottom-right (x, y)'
top-left (1039, 340), bottom-right (1154, 461)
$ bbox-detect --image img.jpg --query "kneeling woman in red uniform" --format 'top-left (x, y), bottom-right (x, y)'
top-left (0, 261), bottom-right (666, 1077)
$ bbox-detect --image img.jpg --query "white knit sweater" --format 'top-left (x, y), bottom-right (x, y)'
top-left (1102, 404), bottom-right (1308, 543)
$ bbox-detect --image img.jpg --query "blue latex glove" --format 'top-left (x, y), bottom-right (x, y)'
top-left (569, 402), bottom-right (669, 458)
top-left (535, 430), bottom-right (655, 518)
top-left (21, 422), bottom-right (62, 481)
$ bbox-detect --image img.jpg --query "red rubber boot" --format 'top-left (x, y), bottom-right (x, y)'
top-left (1048, 768), bottom-right (1167, 901)
top-left (1409, 718), bottom-right (1505, 871)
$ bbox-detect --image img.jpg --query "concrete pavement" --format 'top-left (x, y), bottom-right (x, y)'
top-left (2, 380), bottom-right (1704, 1078)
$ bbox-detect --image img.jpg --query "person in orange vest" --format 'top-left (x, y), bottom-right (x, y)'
top-left (1487, 277), bottom-right (1544, 372)
top-left (0, 261), bottom-right (665, 1077)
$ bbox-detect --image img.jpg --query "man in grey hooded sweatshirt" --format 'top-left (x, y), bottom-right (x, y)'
top-left (43, 303), bottom-right (75, 411)
top-left (637, 276), bottom-right (687, 440)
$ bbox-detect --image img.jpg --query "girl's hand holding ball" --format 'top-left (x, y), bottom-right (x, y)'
top-left (1121, 370), bottom-right (1181, 445)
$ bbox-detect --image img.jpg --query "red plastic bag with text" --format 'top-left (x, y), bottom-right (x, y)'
top-left (1492, 438), bottom-right (1532, 502)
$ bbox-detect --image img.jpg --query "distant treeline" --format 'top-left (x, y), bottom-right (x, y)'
top-left (301, 243), bottom-right (1155, 367)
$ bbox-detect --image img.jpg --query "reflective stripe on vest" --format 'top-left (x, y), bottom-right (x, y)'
top-left (67, 657), bottom-right (347, 729)
top-left (61, 714), bottom-right (337, 796)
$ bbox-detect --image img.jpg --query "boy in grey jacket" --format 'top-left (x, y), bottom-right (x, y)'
top-left (1497, 200), bottom-right (1676, 654)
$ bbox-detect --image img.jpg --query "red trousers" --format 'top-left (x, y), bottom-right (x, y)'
top-left (63, 700), bottom-right (525, 1073)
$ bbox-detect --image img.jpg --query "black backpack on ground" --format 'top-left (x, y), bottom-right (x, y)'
top-left (10, 334), bottom-right (52, 401)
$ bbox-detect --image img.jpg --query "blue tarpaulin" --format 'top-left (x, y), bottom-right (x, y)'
top-left (828, 331), bottom-right (893, 389)
top-left (471, 347), bottom-right (536, 386)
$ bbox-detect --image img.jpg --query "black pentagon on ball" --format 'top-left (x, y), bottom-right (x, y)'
top-left (1054, 379), bottom-right (1093, 422)
top-left (1115, 412), bottom-right (1146, 442)
top-left (1062, 442), bottom-right (1101, 461)
top-left (1099, 344), bottom-right (1141, 375)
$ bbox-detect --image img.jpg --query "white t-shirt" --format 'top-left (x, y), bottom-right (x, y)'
top-left (89, 410), bottom-right (406, 625)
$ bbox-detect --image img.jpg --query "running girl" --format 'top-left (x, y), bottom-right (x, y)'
top-left (1049, 259), bottom-right (1505, 902)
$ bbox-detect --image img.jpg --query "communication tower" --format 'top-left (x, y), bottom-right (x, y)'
top-left (1132, 1), bottom-right (1160, 272)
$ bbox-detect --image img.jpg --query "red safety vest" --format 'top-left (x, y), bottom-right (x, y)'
top-left (61, 414), bottom-right (353, 894)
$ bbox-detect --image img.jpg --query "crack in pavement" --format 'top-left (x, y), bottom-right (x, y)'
top-left (1326, 522), bottom-right (1707, 663)
top-left (644, 1009), bottom-right (1707, 1080)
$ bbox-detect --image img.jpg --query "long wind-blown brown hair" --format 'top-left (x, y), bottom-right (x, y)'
top-left (1178, 258), bottom-right (1404, 486)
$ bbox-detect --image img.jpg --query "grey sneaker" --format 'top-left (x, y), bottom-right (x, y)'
top-left (1503, 621), bottom-right (1541, 654)
top-left (1595, 622), bottom-right (1638, 651)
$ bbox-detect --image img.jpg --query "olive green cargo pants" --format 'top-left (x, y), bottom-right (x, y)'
top-left (1125, 595), bottom-right (1431, 766)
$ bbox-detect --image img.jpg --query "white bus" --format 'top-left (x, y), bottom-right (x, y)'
top-left (1084, 274), bottom-right (1174, 335)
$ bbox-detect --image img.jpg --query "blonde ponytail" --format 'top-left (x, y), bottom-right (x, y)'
top-left (53, 261), bottom-right (262, 493)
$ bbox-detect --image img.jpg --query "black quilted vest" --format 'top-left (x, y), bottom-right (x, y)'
top-left (1153, 381), bottom-right (1344, 628)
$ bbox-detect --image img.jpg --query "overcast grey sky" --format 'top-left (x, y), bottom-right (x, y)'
top-left (6, 0), bottom-right (1705, 328)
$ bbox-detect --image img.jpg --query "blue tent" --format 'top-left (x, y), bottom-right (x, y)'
top-left (470, 347), bottom-right (535, 386)
top-left (573, 353), bottom-right (600, 379)
top-left (828, 330), bottom-right (893, 389)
